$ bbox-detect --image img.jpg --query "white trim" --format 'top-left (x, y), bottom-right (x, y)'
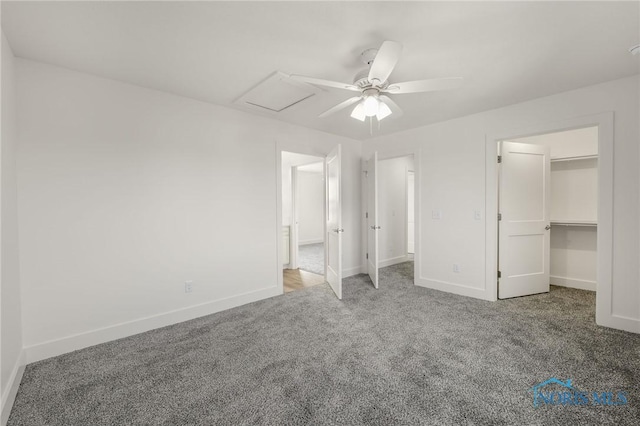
top-left (1, 350), bottom-right (26, 426)
top-left (379, 255), bottom-right (411, 268)
top-left (487, 112), bottom-right (630, 331)
top-left (24, 286), bottom-right (280, 364)
top-left (416, 277), bottom-right (493, 301)
top-left (607, 315), bottom-right (640, 334)
top-left (299, 238), bottom-right (323, 246)
top-left (550, 276), bottom-right (596, 292)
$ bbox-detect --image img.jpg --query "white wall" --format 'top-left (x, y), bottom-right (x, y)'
top-left (365, 75), bottom-right (640, 333)
top-left (550, 227), bottom-right (597, 291)
top-left (297, 169), bottom-right (324, 245)
top-left (378, 155), bottom-right (413, 266)
top-left (16, 58), bottom-right (362, 362)
top-left (1, 30), bottom-right (24, 423)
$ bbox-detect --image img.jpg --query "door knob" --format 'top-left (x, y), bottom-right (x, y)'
top-left (545, 225), bottom-right (551, 230)
top-left (370, 225), bottom-right (381, 230)
top-left (333, 228), bottom-right (344, 233)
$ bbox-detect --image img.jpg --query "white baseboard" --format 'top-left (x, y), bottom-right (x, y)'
top-left (597, 314), bottom-right (640, 334)
top-left (343, 265), bottom-right (364, 278)
top-left (1, 350), bottom-right (26, 426)
top-left (379, 255), bottom-right (411, 268)
top-left (299, 239), bottom-right (323, 246)
top-left (24, 286), bottom-right (281, 364)
top-left (550, 276), bottom-right (596, 291)
top-left (416, 277), bottom-right (494, 301)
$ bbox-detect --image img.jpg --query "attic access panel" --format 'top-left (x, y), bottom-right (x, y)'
top-left (235, 71), bottom-right (320, 113)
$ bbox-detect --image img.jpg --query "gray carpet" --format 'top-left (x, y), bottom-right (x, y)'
top-left (8, 262), bottom-right (640, 425)
top-left (298, 242), bottom-right (324, 275)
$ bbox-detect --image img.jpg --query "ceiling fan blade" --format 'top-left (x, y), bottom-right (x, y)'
top-left (379, 95), bottom-right (403, 118)
top-left (368, 41), bottom-right (403, 84)
top-left (288, 74), bottom-right (360, 92)
top-left (319, 96), bottom-right (362, 118)
top-left (383, 77), bottom-right (463, 94)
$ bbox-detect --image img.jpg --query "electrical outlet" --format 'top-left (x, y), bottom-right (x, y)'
top-left (184, 281), bottom-right (193, 293)
top-left (453, 264), bottom-right (460, 273)
top-left (432, 210), bottom-right (442, 220)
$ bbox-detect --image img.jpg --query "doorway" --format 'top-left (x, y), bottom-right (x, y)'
top-left (496, 126), bottom-right (599, 299)
top-left (378, 155), bottom-right (415, 268)
top-left (295, 161), bottom-right (325, 276)
top-left (281, 152), bottom-right (326, 293)
top-left (365, 152), bottom-right (416, 288)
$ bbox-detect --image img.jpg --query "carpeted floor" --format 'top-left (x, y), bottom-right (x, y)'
top-left (8, 262), bottom-right (640, 425)
top-left (298, 242), bottom-right (324, 275)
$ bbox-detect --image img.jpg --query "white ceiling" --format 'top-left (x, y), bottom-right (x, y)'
top-left (2, 1), bottom-right (638, 140)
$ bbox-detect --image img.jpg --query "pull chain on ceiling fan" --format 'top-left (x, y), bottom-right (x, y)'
top-left (288, 41), bottom-right (463, 123)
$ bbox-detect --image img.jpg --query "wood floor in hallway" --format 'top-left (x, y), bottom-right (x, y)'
top-left (283, 269), bottom-right (325, 293)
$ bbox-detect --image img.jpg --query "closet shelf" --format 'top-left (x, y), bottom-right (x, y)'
top-left (550, 220), bottom-right (597, 227)
top-left (550, 155), bottom-right (598, 163)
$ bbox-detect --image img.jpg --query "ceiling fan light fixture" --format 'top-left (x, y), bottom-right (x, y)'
top-left (350, 102), bottom-right (366, 121)
top-left (363, 95), bottom-right (380, 117)
top-left (376, 101), bottom-right (392, 121)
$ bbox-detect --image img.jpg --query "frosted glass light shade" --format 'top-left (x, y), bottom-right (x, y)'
top-left (376, 101), bottom-right (392, 120)
top-left (363, 96), bottom-right (379, 117)
top-left (350, 102), bottom-right (366, 121)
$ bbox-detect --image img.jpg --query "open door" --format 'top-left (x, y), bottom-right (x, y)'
top-left (498, 141), bottom-right (551, 299)
top-left (367, 152), bottom-right (380, 288)
top-left (326, 145), bottom-right (342, 299)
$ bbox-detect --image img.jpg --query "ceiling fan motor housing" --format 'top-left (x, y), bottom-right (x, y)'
top-left (353, 68), bottom-right (388, 90)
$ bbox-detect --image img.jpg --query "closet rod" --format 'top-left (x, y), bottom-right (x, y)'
top-left (550, 155), bottom-right (598, 163)
top-left (550, 221), bottom-right (597, 227)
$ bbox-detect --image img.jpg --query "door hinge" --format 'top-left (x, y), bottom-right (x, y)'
top-left (366, 253), bottom-right (369, 259)
top-left (497, 155), bottom-right (502, 163)
top-left (497, 270), bottom-right (502, 279)
top-left (366, 212), bottom-right (368, 219)
top-left (498, 213), bottom-right (502, 221)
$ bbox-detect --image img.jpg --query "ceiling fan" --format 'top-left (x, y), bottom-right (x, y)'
top-left (288, 41), bottom-right (463, 122)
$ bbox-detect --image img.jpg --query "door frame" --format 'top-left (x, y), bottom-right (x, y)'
top-left (406, 169), bottom-right (415, 258)
top-left (276, 145), bottom-right (328, 295)
top-left (485, 112), bottom-right (615, 328)
top-left (363, 149), bottom-right (420, 285)
top-left (290, 165), bottom-right (299, 270)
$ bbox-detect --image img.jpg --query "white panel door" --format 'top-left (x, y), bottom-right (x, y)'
top-left (499, 141), bottom-right (551, 299)
top-left (367, 152), bottom-right (379, 288)
top-left (326, 145), bottom-right (342, 299)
